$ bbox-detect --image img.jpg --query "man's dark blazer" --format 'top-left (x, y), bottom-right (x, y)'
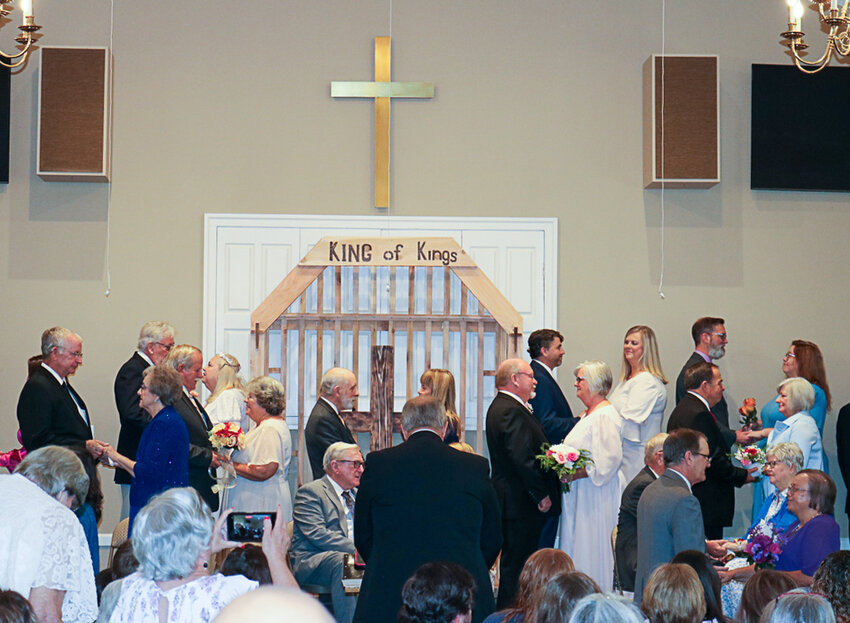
top-left (614, 464), bottom-right (657, 592)
top-left (666, 392), bottom-right (748, 530)
top-left (173, 391), bottom-right (218, 511)
top-left (635, 469), bottom-right (705, 604)
top-left (836, 403), bottom-right (850, 516)
top-left (353, 431), bottom-right (501, 623)
top-left (305, 399), bottom-right (355, 480)
top-left (113, 352), bottom-right (152, 485)
top-left (528, 359), bottom-right (577, 444)
top-left (17, 364), bottom-right (93, 451)
top-left (486, 392), bottom-right (560, 607)
top-left (675, 352), bottom-right (735, 448)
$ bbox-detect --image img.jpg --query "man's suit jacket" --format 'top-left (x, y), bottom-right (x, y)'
top-left (305, 399), bottom-right (355, 480)
top-left (486, 392), bottom-right (561, 520)
top-left (113, 352), bottom-right (152, 485)
top-left (836, 403), bottom-right (850, 515)
top-left (528, 359), bottom-right (577, 444)
top-left (17, 365), bottom-right (93, 451)
top-left (290, 475), bottom-right (356, 578)
top-left (675, 352), bottom-right (735, 447)
top-left (614, 465), bottom-right (657, 592)
top-left (173, 392), bottom-right (218, 511)
top-left (666, 392), bottom-right (748, 529)
top-left (634, 470), bottom-right (705, 603)
top-left (353, 431), bottom-right (501, 623)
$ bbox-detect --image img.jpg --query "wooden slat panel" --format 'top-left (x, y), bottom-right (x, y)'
top-left (408, 266), bottom-right (415, 314)
top-left (297, 318), bottom-right (306, 486)
top-left (451, 266), bottom-right (523, 347)
top-left (424, 319), bottom-right (432, 370)
top-left (316, 323), bottom-right (324, 397)
top-left (426, 267), bottom-right (433, 315)
top-left (389, 266), bottom-right (397, 313)
top-left (352, 319), bottom-right (360, 380)
top-left (459, 319), bottom-right (467, 441)
top-left (407, 318), bottom-right (414, 399)
top-left (442, 321), bottom-right (450, 369)
top-left (353, 266), bottom-right (360, 313)
top-left (389, 319), bottom-right (395, 349)
top-left (460, 282), bottom-right (468, 315)
top-left (476, 322), bottom-right (485, 454)
top-left (444, 267), bottom-right (451, 315)
top-left (334, 318), bottom-right (341, 367)
top-left (316, 271), bottom-right (324, 315)
top-left (370, 346), bottom-right (394, 451)
top-left (280, 320), bottom-right (288, 394)
top-left (252, 265), bottom-right (322, 332)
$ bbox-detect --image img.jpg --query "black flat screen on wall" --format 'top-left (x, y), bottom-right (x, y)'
top-left (751, 63), bottom-right (850, 192)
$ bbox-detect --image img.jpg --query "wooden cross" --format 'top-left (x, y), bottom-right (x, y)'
top-left (511, 326), bottom-right (522, 355)
top-left (331, 36), bottom-right (434, 209)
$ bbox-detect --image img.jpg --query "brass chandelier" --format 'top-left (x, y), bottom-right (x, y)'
top-left (0, 0), bottom-right (41, 69)
top-left (781, 0), bottom-right (850, 73)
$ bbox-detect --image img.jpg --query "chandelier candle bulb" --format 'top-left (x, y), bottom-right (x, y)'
top-left (19, 0), bottom-right (31, 23)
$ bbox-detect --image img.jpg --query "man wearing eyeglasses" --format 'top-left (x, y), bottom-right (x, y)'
top-left (112, 320), bottom-right (176, 519)
top-left (667, 361), bottom-right (755, 540)
top-left (675, 316), bottom-right (748, 448)
top-left (17, 326), bottom-right (109, 458)
top-left (291, 442), bottom-right (364, 623)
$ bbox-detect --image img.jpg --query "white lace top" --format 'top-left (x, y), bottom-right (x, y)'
top-left (0, 474), bottom-right (97, 623)
top-left (110, 572), bottom-right (257, 623)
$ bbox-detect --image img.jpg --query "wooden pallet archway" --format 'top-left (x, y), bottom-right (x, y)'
top-left (250, 236), bottom-right (523, 483)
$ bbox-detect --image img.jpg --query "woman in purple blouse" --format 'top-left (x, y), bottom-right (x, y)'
top-left (775, 469), bottom-right (840, 585)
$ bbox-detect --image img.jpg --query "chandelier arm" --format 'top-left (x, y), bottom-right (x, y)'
top-left (790, 38), bottom-right (835, 68)
top-left (0, 51), bottom-right (32, 69)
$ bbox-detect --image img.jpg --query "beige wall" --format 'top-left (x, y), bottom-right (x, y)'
top-left (2, 0), bottom-right (848, 538)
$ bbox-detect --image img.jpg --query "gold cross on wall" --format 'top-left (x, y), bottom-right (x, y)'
top-left (331, 37), bottom-right (434, 209)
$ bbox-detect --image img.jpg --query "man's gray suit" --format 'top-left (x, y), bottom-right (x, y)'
top-left (291, 475), bottom-right (356, 623)
top-left (634, 469), bottom-right (704, 603)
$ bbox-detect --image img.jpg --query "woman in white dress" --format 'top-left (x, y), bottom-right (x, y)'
top-left (608, 325), bottom-right (668, 483)
top-left (203, 353), bottom-right (249, 432)
top-left (558, 360), bottom-right (624, 592)
top-left (229, 376), bottom-right (293, 521)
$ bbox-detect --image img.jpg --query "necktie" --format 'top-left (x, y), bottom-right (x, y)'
top-left (189, 394), bottom-right (213, 430)
top-left (342, 490), bottom-right (356, 519)
top-left (64, 381), bottom-right (89, 426)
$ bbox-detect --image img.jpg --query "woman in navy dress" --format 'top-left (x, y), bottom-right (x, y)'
top-left (104, 364), bottom-right (189, 532)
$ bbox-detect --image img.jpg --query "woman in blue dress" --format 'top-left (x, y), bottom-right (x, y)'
top-left (751, 340), bottom-right (831, 521)
top-left (104, 364), bottom-right (190, 532)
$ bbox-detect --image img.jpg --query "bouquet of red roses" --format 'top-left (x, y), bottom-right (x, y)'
top-left (738, 397), bottom-right (759, 428)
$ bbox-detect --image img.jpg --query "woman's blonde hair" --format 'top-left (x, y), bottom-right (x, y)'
top-left (641, 563), bottom-right (705, 623)
top-left (420, 368), bottom-right (461, 439)
top-left (207, 353), bottom-right (246, 404)
top-left (618, 325), bottom-right (667, 384)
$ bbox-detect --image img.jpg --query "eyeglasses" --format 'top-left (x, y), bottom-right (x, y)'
top-left (515, 372), bottom-right (535, 380)
top-left (783, 352), bottom-right (797, 360)
top-left (712, 332), bottom-right (727, 340)
top-left (155, 341), bottom-right (174, 351)
top-left (764, 460), bottom-right (782, 468)
top-left (58, 348), bottom-right (83, 359)
top-left (575, 376), bottom-right (586, 383)
top-left (336, 460), bottom-right (365, 469)
top-left (787, 484), bottom-right (810, 495)
top-left (694, 451), bottom-right (712, 462)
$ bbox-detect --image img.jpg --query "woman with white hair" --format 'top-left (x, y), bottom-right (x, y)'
top-left (203, 353), bottom-right (250, 432)
top-left (109, 487), bottom-right (296, 623)
top-left (228, 376), bottom-right (293, 521)
top-left (557, 360), bottom-right (624, 592)
top-left (0, 446), bottom-right (97, 623)
top-left (755, 378), bottom-right (823, 499)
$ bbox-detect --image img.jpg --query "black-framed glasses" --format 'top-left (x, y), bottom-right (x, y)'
top-left (336, 460), bottom-right (365, 469)
top-left (764, 460), bottom-right (782, 468)
top-left (694, 452), bottom-right (712, 462)
top-left (155, 341), bottom-right (174, 351)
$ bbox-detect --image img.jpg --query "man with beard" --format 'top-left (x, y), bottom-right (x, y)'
top-left (305, 368), bottom-right (359, 480)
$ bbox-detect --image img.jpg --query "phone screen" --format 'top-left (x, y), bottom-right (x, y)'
top-left (226, 512), bottom-right (276, 542)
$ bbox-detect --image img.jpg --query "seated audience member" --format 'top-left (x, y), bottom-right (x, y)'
top-left (812, 551), bottom-right (850, 623)
top-left (69, 444), bottom-right (104, 576)
top-left (641, 564), bottom-right (705, 623)
top-left (419, 368), bottom-right (463, 444)
top-left (398, 561), bottom-right (476, 623)
top-left (0, 446), bottom-right (97, 623)
top-left (96, 540), bottom-right (140, 622)
top-left (109, 488), bottom-right (296, 623)
top-left (670, 551), bottom-right (727, 623)
top-left (290, 441), bottom-right (363, 623)
top-left (568, 593), bottom-right (644, 623)
top-left (529, 571), bottom-right (600, 623)
top-left (483, 549), bottom-right (574, 623)
top-left (213, 586), bottom-right (334, 623)
top-left (220, 544), bottom-right (272, 585)
top-left (735, 570), bottom-right (795, 623)
top-left (775, 469), bottom-right (839, 585)
top-left (0, 590), bottom-right (39, 623)
top-left (758, 590), bottom-right (836, 623)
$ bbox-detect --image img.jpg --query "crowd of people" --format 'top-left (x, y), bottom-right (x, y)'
top-left (1, 316), bottom-right (848, 623)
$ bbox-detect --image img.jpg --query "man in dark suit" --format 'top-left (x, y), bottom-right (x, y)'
top-left (836, 402), bottom-right (850, 532)
top-left (305, 367), bottom-right (358, 480)
top-left (486, 358), bottom-right (560, 609)
top-left (113, 321), bottom-right (176, 518)
top-left (667, 361), bottom-right (754, 539)
top-left (17, 326), bottom-right (108, 458)
top-left (167, 343), bottom-right (219, 511)
top-left (674, 317), bottom-right (747, 448)
top-left (634, 429), bottom-right (709, 604)
top-left (614, 431), bottom-right (667, 594)
top-left (292, 441), bottom-right (363, 623)
top-left (353, 397), bottom-right (501, 623)
top-left (526, 329), bottom-right (577, 549)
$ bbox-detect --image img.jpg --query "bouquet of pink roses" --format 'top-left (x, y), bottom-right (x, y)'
top-left (536, 443), bottom-right (593, 493)
top-left (209, 422), bottom-right (246, 451)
